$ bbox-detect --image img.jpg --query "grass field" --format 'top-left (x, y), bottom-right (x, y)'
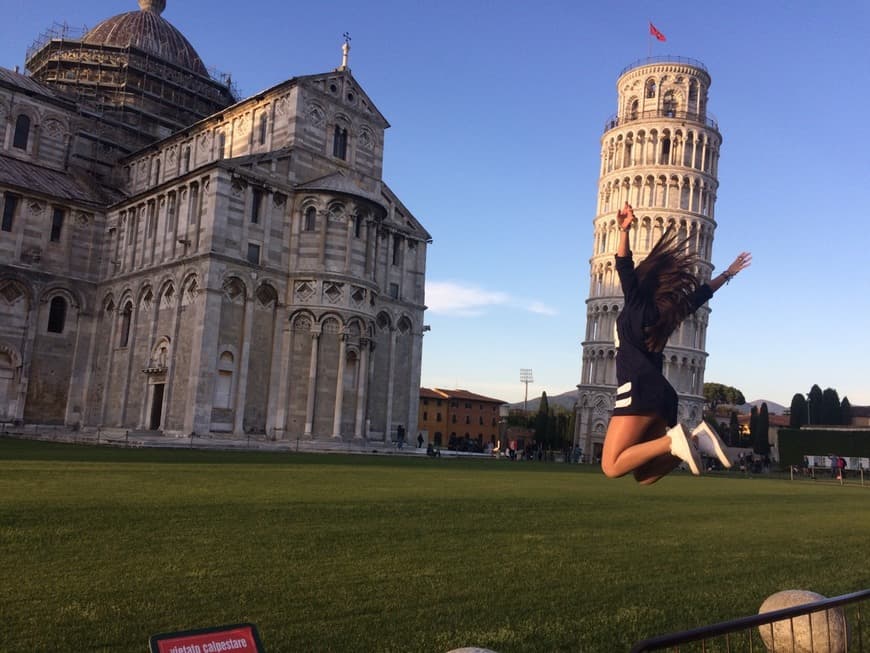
top-left (1, 437), bottom-right (868, 652)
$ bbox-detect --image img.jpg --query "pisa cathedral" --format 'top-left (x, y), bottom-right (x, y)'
top-left (0, 0), bottom-right (430, 440)
top-left (574, 57), bottom-right (722, 461)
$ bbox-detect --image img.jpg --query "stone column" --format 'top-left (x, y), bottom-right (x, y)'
top-left (353, 338), bottom-right (369, 439)
top-left (384, 327), bottom-right (396, 442)
top-left (265, 312), bottom-right (290, 439)
top-left (64, 305), bottom-right (96, 427)
top-left (98, 304), bottom-right (118, 425)
top-left (331, 334), bottom-right (347, 438)
top-left (118, 296), bottom-right (141, 427)
top-left (184, 274), bottom-right (222, 435)
top-left (303, 330), bottom-right (320, 437)
top-left (162, 287), bottom-right (182, 433)
top-left (406, 327), bottom-right (423, 443)
top-left (233, 295), bottom-right (255, 435)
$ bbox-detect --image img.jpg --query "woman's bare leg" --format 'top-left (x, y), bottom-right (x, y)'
top-left (601, 414), bottom-right (671, 479)
top-left (633, 453), bottom-right (680, 485)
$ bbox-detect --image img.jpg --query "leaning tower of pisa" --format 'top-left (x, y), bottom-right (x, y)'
top-left (574, 56), bottom-right (723, 462)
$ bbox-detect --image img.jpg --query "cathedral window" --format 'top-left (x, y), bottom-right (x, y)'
top-left (153, 158), bottom-right (161, 186)
top-left (354, 213), bottom-right (363, 238)
top-left (182, 147), bottom-right (191, 172)
top-left (645, 79), bottom-right (656, 98)
top-left (50, 208), bottom-right (65, 242)
top-left (333, 125), bottom-right (348, 159)
top-left (303, 206), bottom-right (316, 232)
top-left (251, 189), bottom-right (263, 224)
top-left (2, 193), bottom-right (19, 232)
top-left (392, 235), bottom-right (401, 266)
top-left (119, 302), bottom-right (133, 347)
top-left (47, 296), bottom-right (67, 334)
top-left (258, 115), bottom-right (268, 145)
top-left (13, 114), bottom-right (30, 150)
top-left (247, 242), bottom-right (261, 265)
top-left (217, 133), bottom-right (226, 160)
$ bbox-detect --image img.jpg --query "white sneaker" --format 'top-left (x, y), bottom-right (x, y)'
top-left (668, 424), bottom-right (702, 475)
top-left (692, 421), bottom-right (733, 468)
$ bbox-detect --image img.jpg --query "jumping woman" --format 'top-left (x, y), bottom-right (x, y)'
top-left (601, 203), bottom-right (751, 485)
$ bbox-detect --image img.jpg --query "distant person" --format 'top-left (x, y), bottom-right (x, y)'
top-left (396, 424), bottom-right (405, 449)
top-left (600, 203), bottom-right (751, 484)
top-left (417, 433), bottom-right (424, 448)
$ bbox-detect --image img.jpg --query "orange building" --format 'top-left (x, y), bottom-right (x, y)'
top-left (418, 388), bottom-right (506, 450)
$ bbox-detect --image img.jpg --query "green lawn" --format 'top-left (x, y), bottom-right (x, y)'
top-left (1, 437), bottom-right (867, 652)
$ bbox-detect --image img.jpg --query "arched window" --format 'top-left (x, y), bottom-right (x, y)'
top-left (688, 80), bottom-right (699, 109)
top-left (47, 296), bottom-right (67, 333)
top-left (303, 206), bottom-right (316, 231)
top-left (645, 79), bottom-right (656, 99)
top-left (153, 158), bottom-right (161, 186)
top-left (663, 91), bottom-right (677, 117)
top-left (217, 133), bottom-right (226, 160)
top-left (13, 114), bottom-right (30, 150)
top-left (119, 302), bottom-right (133, 347)
top-left (333, 125), bottom-right (348, 159)
top-left (629, 99), bottom-right (639, 120)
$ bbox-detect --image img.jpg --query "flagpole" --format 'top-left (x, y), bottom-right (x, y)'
top-left (647, 19), bottom-right (652, 58)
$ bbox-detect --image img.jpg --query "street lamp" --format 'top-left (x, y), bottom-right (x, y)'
top-left (520, 369), bottom-right (534, 413)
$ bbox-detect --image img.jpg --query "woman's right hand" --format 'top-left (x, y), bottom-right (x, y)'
top-left (617, 202), bottom-right (635, 230)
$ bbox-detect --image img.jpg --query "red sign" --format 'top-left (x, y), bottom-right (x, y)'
top-left (149, 623), bottom-right (264, 653)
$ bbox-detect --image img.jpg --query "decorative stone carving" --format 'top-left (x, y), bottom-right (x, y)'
top-left (294, 281), bottom-right (315, 302)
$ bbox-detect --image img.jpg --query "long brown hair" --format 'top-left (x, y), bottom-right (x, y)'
top-left (634, 228), bottom-right (700, 352)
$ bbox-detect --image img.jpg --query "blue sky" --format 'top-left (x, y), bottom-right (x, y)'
top-left (3, 0), bottom-right (869, 408)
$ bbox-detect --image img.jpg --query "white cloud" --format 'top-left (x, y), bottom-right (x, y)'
top-left (426, 280), bottom-right (557, 317)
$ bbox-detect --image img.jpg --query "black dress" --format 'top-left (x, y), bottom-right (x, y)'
top-left (612, 253), bottom-right (712, 427)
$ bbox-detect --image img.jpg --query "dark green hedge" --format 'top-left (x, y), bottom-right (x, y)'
top-left (778, 428), bottom-right (870, 466)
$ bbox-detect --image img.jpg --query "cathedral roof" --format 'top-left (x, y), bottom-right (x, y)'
top-left (81, 0), bottom-right (208, 76)
top-left (296, 171), bottom-right (387, 210)
top-left (0, 156), bottom-right (121, 206)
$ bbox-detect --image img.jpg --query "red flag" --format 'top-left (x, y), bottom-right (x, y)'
top-left (649, 22), bottom-right (666, 41)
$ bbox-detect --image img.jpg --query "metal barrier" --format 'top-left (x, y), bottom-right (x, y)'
top-left (631, 589), bottom-right (870, 652)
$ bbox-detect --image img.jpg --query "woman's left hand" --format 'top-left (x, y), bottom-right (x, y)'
top-left (728, 252), bottom-right (752, 276)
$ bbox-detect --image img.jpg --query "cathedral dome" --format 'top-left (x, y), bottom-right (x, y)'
top-left (81, 0), bottom-right (208, 76)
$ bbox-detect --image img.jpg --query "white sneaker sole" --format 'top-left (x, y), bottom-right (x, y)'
top-left (692, 422), bottom-right (733, 468)
top-left (669, 424), bottom-right (702, 475)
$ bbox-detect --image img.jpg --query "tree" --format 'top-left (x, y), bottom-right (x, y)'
top-left (749, 405), bottom-right (759, 451)
top-left (820, 388), bottom-right (841, 425)
top-left (807, 385), bottom-right (823, 425)
top-left (754, 403), bottom-right (770, 456)
top-left (841, 397), bottom-right (853, 426)
top-left (789, 393), bottom-right (807, 428)
top-left (534, 392), bottom-right (550, 446)
top-left (729, 411), bottom-right (740, 446)
top-left (703, 382), bottom-right (746, 412)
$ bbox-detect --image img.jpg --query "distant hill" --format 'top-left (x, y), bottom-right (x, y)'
top-left (509, 389), bottom-right (579, 412)
top-left (510, 390), bottom-right (787, 416)
top-left (738, 399), bottom-right (787, 415)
